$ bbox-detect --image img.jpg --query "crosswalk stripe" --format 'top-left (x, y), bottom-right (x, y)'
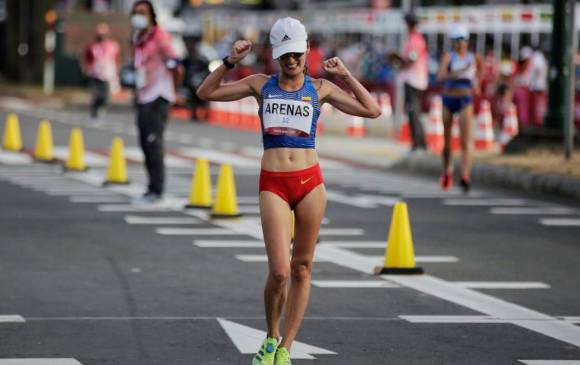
top-left (156, 228), bottom-right (240, 236)
top-left (443, 198), bottom-right (529, 206)
top-left (312, 280), bottom-right (399, 288)
top-left (452, 282), bottom-right (550, 289)
top-left (490, 207), bottom-right (576, 215)
top-left (125, 216), bottom-right (199, 225)
top-left (0, 360), bottom-right (83, 365)
top-left (539, 218), bottom-right (580, 226)
top-left (0, 315), bottom-right (25, 323)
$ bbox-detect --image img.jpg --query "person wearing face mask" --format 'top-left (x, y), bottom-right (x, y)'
top-left (197, 17), bottom-right (381, 365)
top-left (83, 23), bottom-right (120, 120)
top-left (130, 0), bottom-right (184, 205)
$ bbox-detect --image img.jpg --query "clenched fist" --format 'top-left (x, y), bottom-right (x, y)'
top-left (322, 57), bottom-right (351, 79)
top-left (228, 40), bottom-right (252, 64)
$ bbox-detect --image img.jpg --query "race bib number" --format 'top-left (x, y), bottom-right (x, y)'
top-left (263, 99), bottom-right (313, 136)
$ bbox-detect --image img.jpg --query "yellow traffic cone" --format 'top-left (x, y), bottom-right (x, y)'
top-left (210, 164), bottom-right (242, 219)
top-left (65, 128), bottom-right (88, 171)
top-left (103, 137), bottom-right (129, 185)
top-left (185, 158), bottom-right (212, 209)
top-left (2, 113), bottom-right (24, 151)
top-left (34, 119), bottom-right (55, 162)
top-left (376, 202), bottom-right (423, 275)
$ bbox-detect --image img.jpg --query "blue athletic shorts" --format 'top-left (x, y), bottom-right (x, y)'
top-left (442, 95), bottom-right (473, 114)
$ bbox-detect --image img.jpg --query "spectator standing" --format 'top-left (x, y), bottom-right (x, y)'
top-left (130, 0), bottom-right (184, 204)
top-left (83, 23), bottom-right (120, 120)
top-left (390, 13), bottom-right (429, 152)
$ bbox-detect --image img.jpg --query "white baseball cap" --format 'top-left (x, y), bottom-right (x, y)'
top-left (448, 26), bottom-right (469, 40)
top-left (270, 17), bottom-right (308, 59)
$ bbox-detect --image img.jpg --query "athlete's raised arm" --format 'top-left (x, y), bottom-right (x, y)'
top-left (319, 57), bottom-right (381, 118)
top-left (197, 40), bottom-right (266, 102)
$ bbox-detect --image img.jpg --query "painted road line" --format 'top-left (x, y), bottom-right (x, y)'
top-left (539, 218), bottom-right (580, 227)
top-left (194, 240), bottom-right (263, 248)
top-left (125, 216), bottom-right (199, 225)
top-left (326, 190), bottom-right (399, 209)
top-left (443, 198), bottom-right (529, 206)
top-left (53, 146), bottom-right (109, 166)
top-left (359, 255), bottom-right (458, 263)
top-left (0, 360), bottom-right (83, 365)
top-left (0, 151), bottom-right (33, 165)
top-left (0, 315), bottom-right (25, 323)
top-left (312, 280), bottom-right (400, 288)
top-left (316, 244), bottom-right (580, 348)
top-left (218, 318), bottom-right (335, 359)
top-left (98, 204), bottom-right (178, 212)
top-left (236, 254), bottom-right (330, 263)
top-left (156, 228), bottom-right (241, 236)
top-left (319, 228), bottom-right (365, 236)
top-left (519, 361), bottom-right (580, 364)
top-left (177, 147), bottom-right (260, 168)
top-left (47, 190), bottom-right (117, 196)
top-left (124, 147), bottom-right (193, 168)
top-left (563, 317), bottom-right (580, 324)
top-left (400, 315), bottom-right (509, 323)
top-left (490, 207), bottom-right (576, 215)
top-left (453, 282), bottom-right (550, 289)
top-left (70, 196), bottom-right (128, 203)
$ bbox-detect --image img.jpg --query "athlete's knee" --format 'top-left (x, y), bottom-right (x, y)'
top-left (269, 266), bottom-right (290, 286)
top-left (290, 259), bottom-right (312, 282)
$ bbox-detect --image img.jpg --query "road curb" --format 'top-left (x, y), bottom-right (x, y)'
top-left (392, 154), bottom-right (580, 200)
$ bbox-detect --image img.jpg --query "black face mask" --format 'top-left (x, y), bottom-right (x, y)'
top-left (96, 35), bottom-right (104, 42)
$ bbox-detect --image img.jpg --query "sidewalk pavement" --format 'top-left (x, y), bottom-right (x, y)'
top-left (1, 85), bottom-right (579, 200)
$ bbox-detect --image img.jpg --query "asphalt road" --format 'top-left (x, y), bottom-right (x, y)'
top-left (1, 105), bottom-right (580, 365)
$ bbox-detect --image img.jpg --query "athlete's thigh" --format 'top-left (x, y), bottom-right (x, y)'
top-left (260, 191), bottom-right (292, 270)
top-left (458, 103), bottom-right (474, 140)
top-left (293, 185), bottom-right (327, 260)
top-left (442, 106), bottom-right (454, 140)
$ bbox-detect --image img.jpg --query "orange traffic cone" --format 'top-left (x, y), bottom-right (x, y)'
top-left (426, 96), bottom-right (444, 154)
top-left (475, 100), bottom-right (495, 151)
top-left (346, 115), bottom-right (366, 137)
top-left (397, 119), bottom-right (412, 145)
top-left (500, 103), bottom-right (519, 150)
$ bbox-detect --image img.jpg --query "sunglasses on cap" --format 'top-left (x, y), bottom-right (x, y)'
top-left (279, 52), bottom-right (304, 60)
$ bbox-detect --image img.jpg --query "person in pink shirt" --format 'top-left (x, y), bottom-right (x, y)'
top-left (390, 13), bottom-right (429, 151)
top-left (130, 0), bottom-right (184, 204)
top-left (83, 23), bottom-right (120, 119)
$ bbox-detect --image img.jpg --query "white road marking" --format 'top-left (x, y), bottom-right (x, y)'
top-left (453, 282), bottom-right (550, 289)
top-left (0, 315), bottom-right (25, 323)
top-left (443, 198), bottom-right (529, 206)
top-left (236, 254), bottom-right (329, 263)
top-left (124, 215), bottom-right (199, 225)
top-left (217, 318), bottom-right (336, 359)
top-left (124, 147), bottom-right (193, 168)
top-left (194, 240), bottom-right (263, 248)
top-left (563, 317), bottom-right (580, 324)
top-left (490, 207), bottom-right (576, 215)
top-left (402, 191), bottom-right (484, 198)
top-left (310, 241), bottom-right (385, 248)
top-left (46, 190), bottom-right (115, 196)
top-left (156, 228), bottom-right (241, 236)
top-left (319, 228), bottom-right (365, 236)
top-left (315, 244), bottom-right (580, 348)
top-left (0, 360), bottom-right (83, 365)
top-left (0, 151), bottom-right (32, 165)
top-left (539, 218), bottom-right (580, 227)
top-left (52, 146), bottom-right (109, 166)
top-left (400, 315), bottom-right (509, 323)
top-left (312, 280), bottom-right (400, 288)
top-left (326, 190), bottom-right (399, 209)
top-left (70, 196), bottom-right (128, 203)
top-left (519, 361), bottom-right (580, 364)
top-left (178, 147), bottom-right (260, 168)
top-left (97, 204), bottom-right (177, 212)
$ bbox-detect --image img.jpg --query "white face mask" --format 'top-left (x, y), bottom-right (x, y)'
top-left (131, 14), bottom-right (149, 30)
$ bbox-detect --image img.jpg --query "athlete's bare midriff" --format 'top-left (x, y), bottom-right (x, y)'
top-left (261, 148), bottom-right (319, 171)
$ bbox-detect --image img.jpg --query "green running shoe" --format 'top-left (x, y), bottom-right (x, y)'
top-left (252, 337), bottom-right (279, 365)
top-left (274, 347), bottom-right (291, 365)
